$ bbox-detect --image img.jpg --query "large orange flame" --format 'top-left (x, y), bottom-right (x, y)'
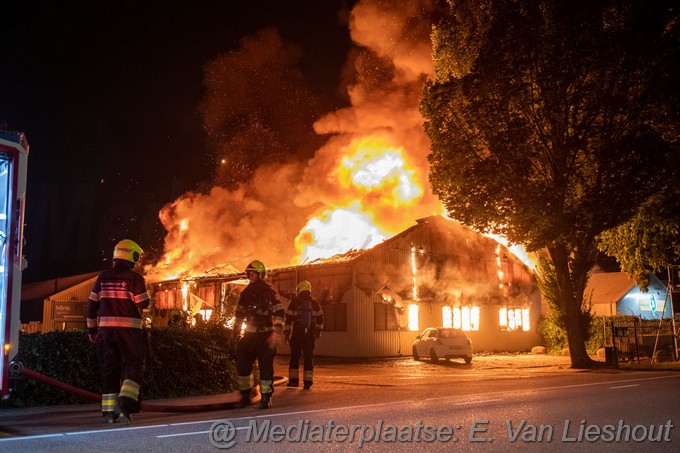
top-left (293, 135), bottom-right (429, 263)
top-left (335, 136), bottom-right (422, 203)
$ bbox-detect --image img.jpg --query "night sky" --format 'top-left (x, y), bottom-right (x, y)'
top-left (0, 1), bottom-right (356, 282)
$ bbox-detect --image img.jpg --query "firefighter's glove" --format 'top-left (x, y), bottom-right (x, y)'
top-left (284, 332), bottom-right (290, 346)
top-left (315, 330), bottom-right (322, 340)
top-left (88, 333), bottom-right (98, 344)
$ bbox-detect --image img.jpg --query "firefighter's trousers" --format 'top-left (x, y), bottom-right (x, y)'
top-left (289, 330), bottom-right (316, 384)
top-left (236, 331), bottom-right (276, 395)
top-left (96, 327), bottom-right (145, 415)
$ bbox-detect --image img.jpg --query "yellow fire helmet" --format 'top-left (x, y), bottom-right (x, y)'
top-left (245, 260), bottom-right (267, 279)
top-left (113, 239), bottom-right (143, 263)
top-left (297, 280), bottom-right (311, 294)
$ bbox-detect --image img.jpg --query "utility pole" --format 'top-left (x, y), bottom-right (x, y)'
top-left (669, 265), bottom-right (679, 361)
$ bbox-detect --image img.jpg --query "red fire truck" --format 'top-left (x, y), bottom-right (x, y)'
top-left (0, 130), bottom-right (29, 396)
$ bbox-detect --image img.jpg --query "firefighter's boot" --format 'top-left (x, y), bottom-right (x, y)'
top-left (288, 367), bottom-right (299, 387)
top-left (259, 393), bottom-right (272, 409)
top-left (103, 412), bottom-right (119, 424)
top-left (234, 389), bottom-right (251, 408)
top-left (303, 370), bottom-right (314, 389)
top-left (114, 398), bottom-right (133, 425)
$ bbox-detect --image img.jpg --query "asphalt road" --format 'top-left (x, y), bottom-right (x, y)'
top-left (1, 355), bottom-right (678, 452)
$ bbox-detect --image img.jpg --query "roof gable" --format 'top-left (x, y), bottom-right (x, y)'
top-left (585, 272), bottom-right (666, 305)
top-left (48, 276), bottom-right (98, 301)
top-left (21, 271), bottom-right (101, 300)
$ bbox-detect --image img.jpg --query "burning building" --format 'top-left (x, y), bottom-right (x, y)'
top-left (147, 1), bottom-right (543, 355)
top-left (150, 215), bottom-right (541, 356)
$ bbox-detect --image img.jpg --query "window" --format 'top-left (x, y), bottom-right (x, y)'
top-left (323, 303), bottom-right (347, 332)
top-left (499, 307), bottom-right (530, 331)
top-left (374, 303), bottom-right (399, 330)
top-left (442, 306), bottom-right (480, 331)
top-left (442, 306), bottom-right (452, 328)
top-left (407, 303), bottom-right (419, 331)
top-left (154, 289), bottom-right (181, 309)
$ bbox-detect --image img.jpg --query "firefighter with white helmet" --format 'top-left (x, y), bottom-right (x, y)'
top-left (232, 260), bottom-right (285, 409)
top-left (87, 239), bottom-right (149, 424)
top-left (285, 280), bottom-right (324, 389)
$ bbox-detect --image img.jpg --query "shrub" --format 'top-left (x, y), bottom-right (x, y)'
top-left (1, 324), bottom-right (240, 408)
top-left (536, 313), bottom-right (566, 354)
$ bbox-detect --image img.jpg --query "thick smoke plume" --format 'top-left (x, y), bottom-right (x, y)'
top-left (147, 0), bottom-right (447, 282)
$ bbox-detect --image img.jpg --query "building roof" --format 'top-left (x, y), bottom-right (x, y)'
top-left (151, 217), bottom-right (433, 285)
top-left (48, 276), bottom-right (98, 302)
top-left (585, 272), bottom-right (638, 305)
top-left (21, 271), bottom-right (101, 301)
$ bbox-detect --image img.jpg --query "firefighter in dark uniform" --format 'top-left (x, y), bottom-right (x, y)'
top-left (233, 260), bottom-right (285, 409)
top-left (87, 239), bottom-right (149, 424)
top-left (285, 280), bottom-right (324, 389)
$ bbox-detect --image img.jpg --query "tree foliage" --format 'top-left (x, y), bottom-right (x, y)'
top-left (598, 186), bottom-right (680, 291)
top-left (421, 0), bottom-right (679, 367)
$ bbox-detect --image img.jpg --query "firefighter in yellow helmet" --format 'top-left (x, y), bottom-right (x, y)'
top-left (232, 260), bottom-right (285, 409)
top-left (87, 239), bottom-right (149, 424)
top-left (284, 280), bottom-right (324, 389)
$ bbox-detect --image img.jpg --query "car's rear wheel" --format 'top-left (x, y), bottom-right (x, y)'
top-left (430, 349), bottom-right (439, 363)
top-left (464, 356), bottom-right (472, 364)
top-left (413, 346), bottom-right (420, 361)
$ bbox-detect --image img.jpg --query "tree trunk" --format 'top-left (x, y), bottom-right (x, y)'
top-left (549, 245), bottom-right (596, 369)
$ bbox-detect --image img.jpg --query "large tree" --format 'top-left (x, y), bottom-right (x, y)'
top-left (421, 0), bottom-right (679, 367)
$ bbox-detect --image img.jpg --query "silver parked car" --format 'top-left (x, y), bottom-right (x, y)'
top-left (413, 327), bottom-right (473, 364)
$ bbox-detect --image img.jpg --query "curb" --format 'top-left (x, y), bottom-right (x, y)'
top-left (140, 376), bottom-right (288, 412)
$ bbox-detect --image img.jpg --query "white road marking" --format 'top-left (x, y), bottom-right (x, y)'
top-left (66, 424), bottom-right (168, 435)
top-left (156, 398), bottom-right (504, 438)
top-left (0, 434), bottom-right (63, 442)
top-left (422, 398), bottom-right (502, 405)
top-left (158, 425), bottom-right (250, 438)
top-left (609, 384), bottom-right (640, 389)
top-left (533, 374), bottom-right (678, 391)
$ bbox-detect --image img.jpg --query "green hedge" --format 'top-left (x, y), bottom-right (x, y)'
top-left (1, 324), bottom-right (239, 408)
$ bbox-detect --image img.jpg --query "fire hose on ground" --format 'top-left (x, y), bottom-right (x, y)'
top-left (9, 361), bottom-right (285, 412)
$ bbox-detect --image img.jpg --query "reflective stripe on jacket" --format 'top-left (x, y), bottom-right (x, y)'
top-left (86, 262), bottom-right (149, 333)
